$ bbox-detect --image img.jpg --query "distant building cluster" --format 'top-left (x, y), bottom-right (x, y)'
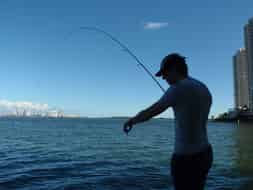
top-left (233, 17), bottom-right (253, 111)
top-left (0, 108), bottom-right (80, 118)
top-left (17, 109), bottom-right (64, 118)
top-left (0, 99), bottom-right (80, 118)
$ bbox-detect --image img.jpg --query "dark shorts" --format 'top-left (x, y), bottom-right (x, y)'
top-left (170, 144), bottom-right (213, 190)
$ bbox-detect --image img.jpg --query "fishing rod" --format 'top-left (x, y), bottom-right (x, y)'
top-left (75, 27), bottom-right (166, 93)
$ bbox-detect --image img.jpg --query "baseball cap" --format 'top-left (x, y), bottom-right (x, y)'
top-left (155, 53), bottom-right (186, 77)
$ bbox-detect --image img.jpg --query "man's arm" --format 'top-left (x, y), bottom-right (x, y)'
top-left (123, 87), bottom-right (177, 134)
top-left (130, 100), bottom-right (170, 125)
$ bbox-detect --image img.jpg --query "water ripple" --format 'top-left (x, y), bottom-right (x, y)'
top-left (0, 119), bottom-right (252, 190)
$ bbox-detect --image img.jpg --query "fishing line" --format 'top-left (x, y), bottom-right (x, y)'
top-left (67, 27), bottom-right (166, 93)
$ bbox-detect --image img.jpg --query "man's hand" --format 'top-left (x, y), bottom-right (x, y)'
top-left (123, 118), bottom-right (133, 135)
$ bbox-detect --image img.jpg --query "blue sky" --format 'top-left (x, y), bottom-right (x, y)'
top-left (0, 0), bottom-right (252, 117)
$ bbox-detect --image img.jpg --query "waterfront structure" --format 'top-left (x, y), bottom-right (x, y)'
top-left (244, 17), bottom-right (253, 110)
top-left (233, 48), bottom-right (250, 109)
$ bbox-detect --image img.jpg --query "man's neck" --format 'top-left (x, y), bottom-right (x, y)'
top-left (175, 75), bottom-right (187, 83)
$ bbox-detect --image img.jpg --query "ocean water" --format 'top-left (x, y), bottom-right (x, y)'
top-left (0, 118), bottom-right (252, 190)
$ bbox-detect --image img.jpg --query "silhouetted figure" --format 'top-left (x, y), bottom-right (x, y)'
top-left (123, 53), bottom-right (213, 190)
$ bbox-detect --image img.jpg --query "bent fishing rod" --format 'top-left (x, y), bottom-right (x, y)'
top-left (69, 27), bottom-right (165, 93)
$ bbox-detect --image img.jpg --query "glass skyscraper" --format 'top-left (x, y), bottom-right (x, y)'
top-left (233, 48), bottom-right (249, 109)
top-left (244, 18), bottom-right (253, 110)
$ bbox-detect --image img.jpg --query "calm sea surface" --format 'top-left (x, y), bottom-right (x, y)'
top-left (0, 118), bottom-right (252, 190)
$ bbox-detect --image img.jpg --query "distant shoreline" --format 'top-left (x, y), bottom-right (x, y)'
top-left (0, 116), bottom-right (219, 123)
top-left (0, 116), bottom-right (173, 120)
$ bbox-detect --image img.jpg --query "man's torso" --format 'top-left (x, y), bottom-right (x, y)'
top-left (172, 77), bottom-right (212, 155)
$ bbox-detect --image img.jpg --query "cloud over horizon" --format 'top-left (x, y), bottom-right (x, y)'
top-left (0, 100), bottom-right (49, 110)
top-left (0, 99), bottom-right (58, 115)
top-left (144, 22), bottom-right (168, 30)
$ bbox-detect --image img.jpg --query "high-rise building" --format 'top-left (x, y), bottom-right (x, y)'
top-left (233, 48), bottom-right (250, 109)
top-left (244, 17), bottom-right (253, 110)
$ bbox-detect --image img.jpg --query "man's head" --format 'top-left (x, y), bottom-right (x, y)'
top-left (156, 53), bottom-right (188, 85)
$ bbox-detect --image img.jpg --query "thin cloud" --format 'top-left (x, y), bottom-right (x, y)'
top-left (144, 22), bottom-right (168, 30)
top-left (0, 99), bottom-right (61, 116)
top-left (0, 100), bottom-right (49, 111)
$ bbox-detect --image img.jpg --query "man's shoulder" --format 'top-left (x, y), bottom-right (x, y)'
top-left (185, 76), bottom-right (201, 84)
top-left (183, 77), bottom-right (208, 89)
top-left (177, 77), bottom-right (211, 98)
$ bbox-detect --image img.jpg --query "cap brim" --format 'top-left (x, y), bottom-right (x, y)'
top-left (155, 70), bottom-right (162, 77)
